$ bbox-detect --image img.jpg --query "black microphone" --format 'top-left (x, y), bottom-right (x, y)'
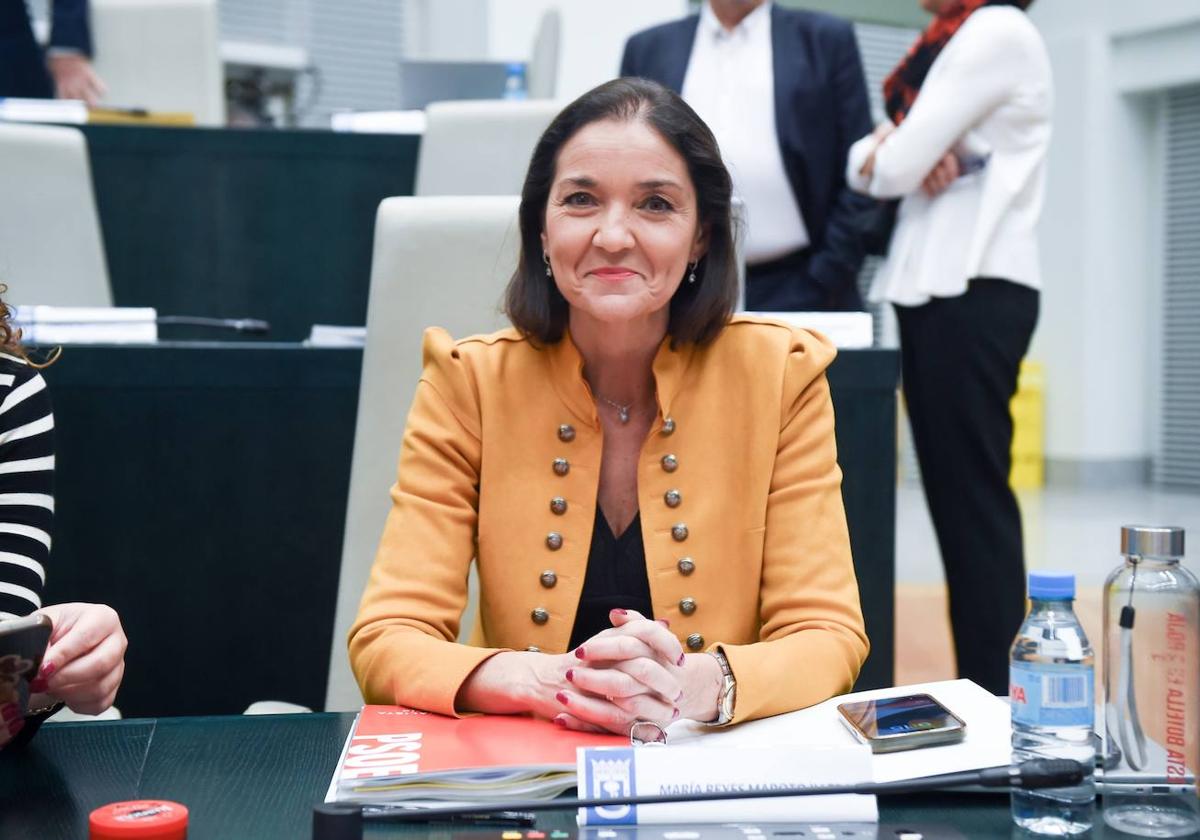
top-left (360, 759), bottom-right (1086, 823)
top-left (156, 315), bottom-right (271, 335)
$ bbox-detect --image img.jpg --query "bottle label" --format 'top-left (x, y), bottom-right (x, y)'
top-left (1010, 662), bottom-right (1094, 727)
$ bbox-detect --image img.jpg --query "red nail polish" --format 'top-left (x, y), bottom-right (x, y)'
top-left (552, 716), bottom-right (567, 727)
top-left (611, 608), bottom-right (627, 616)
top-left (676, 653), bottom-right (686, 667)
top-left (574, 646), bottom-right (586, 660)
top-left (39, 662), bottom-right (56, 680)
top-left (29, 678), bottom-right (47, 694)
top-left (555, 691), bottom-right (569, 706)
top-left (565, 669), bottom-right (575, 683)
top-left (672, 708), bottom-right (680, 720)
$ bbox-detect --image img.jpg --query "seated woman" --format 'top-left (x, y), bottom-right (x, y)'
top-left (349, 78), bottom-right (867, 734)
top-left (0, 295), bottom-right (127, 748)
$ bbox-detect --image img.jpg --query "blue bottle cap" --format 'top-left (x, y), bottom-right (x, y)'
top-left (1029, 571), bottom-right (1075, 599)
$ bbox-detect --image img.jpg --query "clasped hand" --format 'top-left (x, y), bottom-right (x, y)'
top-left (541, 608), bottom-right (686, 734)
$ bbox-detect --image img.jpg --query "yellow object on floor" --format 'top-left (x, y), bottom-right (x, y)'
top-left (1010, 360), bottom-right (1044, 489)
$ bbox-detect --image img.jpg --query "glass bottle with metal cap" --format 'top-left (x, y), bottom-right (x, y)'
top-left (1101, 525), bottom-right (1200, 837)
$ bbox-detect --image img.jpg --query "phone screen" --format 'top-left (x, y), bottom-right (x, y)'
top-left (839, 694), bottom-right (961, 739)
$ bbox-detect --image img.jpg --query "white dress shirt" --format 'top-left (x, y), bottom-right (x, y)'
top-left (846, 7), bottom-right (1052, 306)
top-left (682, 1), bottom-right (810, 264)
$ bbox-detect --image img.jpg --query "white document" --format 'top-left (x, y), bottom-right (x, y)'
top-left (305, 324), bottom-right (367, 348)
top-left (330, 110), bottom-right (427, 134)
top-left (666, 679), bottom-right (1012, 785)
top-left (0, 97), bottom-right (89, 125)
top-left (12, 306), bottom-right (157, 344)
top-left (577, 744), bottom-right (876, 825)
top-left (742, 311), bottom-right (873, 349)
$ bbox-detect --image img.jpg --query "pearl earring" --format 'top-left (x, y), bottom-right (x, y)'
top-left (687, 261), bottom-right (697, 284)
top-left (543, 252), bottom-right (552, 277)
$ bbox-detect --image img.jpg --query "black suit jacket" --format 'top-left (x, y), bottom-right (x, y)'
top-left (620, 5), bottom-right (874, 308)
top-left (0, 0), bottom-right (94, 99)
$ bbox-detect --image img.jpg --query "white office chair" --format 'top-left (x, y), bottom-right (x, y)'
top-left (325, 196), bottom-right (521, 711)
top-left (414, 100), bottom-right (561, 196)
top-left (0, 123), bottom-right (112, 307)
top-left (90, 0), bottom-right (225, 126)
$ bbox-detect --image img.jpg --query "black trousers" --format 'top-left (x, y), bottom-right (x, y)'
top-left (745, 248), bottom-right (864, 312)
top-left (895, 278), bottom-right (1039, 696)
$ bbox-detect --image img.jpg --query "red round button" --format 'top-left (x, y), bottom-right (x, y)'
top-left (90, 800), bottom-right (189, 839)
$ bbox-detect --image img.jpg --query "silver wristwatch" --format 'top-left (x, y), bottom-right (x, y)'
top-left (706, 649), bottom-right (737, 725)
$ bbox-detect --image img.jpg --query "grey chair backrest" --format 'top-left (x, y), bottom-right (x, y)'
top-left (527, 8), bottom-right (562, 100)
top-left (0, 123), bottom-right (112, 307)
top-left (325, 195), bottom-right (521, 711)
top-left (414, 99), bottom-right (561, 196)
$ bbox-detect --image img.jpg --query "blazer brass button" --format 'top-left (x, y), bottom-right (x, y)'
top-left (686, 633), bottom-right (704, 651)
top-left (677, 557), bottom-right (695, 575)
top-left (546, 532), bottom-right (563, 550)
top-left (672, 523), bottom-right (689, 542)
top-left (550, 497), bottom-right (567, 515)
top-left (661, 454), bottom-right (678, 473)
top-left (664, 489), bottom-right (681, 508)
top-left (540, 570), bottom-right (557, 588)
top-left (553, 458), bottom-right (570, 476)
top-left (680, 597), bottom-right (697, 615)
top-left (526, 645), bottom-right (541, 652)
top-left (558, 424), bottom-right (576, 443)
top-left (531, 608), bottom-right (549, 625)
top-left (661, 417), bottom-right (676, 436)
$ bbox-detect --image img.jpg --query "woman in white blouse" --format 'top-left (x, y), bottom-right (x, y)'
top-left (846, 0), bottom-right (1051, 695)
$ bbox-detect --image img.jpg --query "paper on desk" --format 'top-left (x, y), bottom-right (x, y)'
top-left (13, 305), bottom-right (157, 344)
top-left (577, 744), bottom-right (876, 825)
top-left (742, 311), bottom-right (873, 349)
top-left (667, 679), bottom-right (1012, 784)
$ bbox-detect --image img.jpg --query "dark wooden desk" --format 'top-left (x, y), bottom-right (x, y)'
top-left (0, 713), bottom-right (1025, 840)
top-left (82, 125), bottom-right (421, 342)
top-left (38, 343), bottom-right (897, 717)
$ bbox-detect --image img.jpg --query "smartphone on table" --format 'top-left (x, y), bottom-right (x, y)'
top-left (0, 613), bottom-right (53, 716)
top-left (837, 692), bottom-right (966, 754)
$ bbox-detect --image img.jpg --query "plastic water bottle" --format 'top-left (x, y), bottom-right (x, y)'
top-left (1010, 571), bottom-right (1096, 835)
top-left (502, 62), bottom-right (527, 101)
top-left (1101, 525), bottom-right (1200, 837)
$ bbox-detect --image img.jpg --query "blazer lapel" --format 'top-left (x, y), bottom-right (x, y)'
top-left (661, 16), bottom-right (700, 94)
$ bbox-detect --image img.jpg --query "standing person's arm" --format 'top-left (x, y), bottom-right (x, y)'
top-left (805, 20), bottom-right (876, 304)
top-left (849, 10), bottom-right (1033, 199)
top-left (46, 0), bottom-right (106, 105)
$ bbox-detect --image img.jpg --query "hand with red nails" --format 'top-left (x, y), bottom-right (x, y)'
top-left (457, 608), bottom-right (724, 736)
top-left (1, 702), bottom-right (24, 746)
top-left (28, 603), bottom-right (127, 717)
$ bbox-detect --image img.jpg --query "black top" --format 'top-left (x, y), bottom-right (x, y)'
top-left (568, 508), bottom-right (654, 650)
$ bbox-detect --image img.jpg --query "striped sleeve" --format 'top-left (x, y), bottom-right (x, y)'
top-left (0, 354), bottom-right (53, 619)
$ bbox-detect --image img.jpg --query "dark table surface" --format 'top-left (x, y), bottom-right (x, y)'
top-left (0, 713), bottom-right (1028, 840)
top-left (83, 125), bottom-right (421, 342)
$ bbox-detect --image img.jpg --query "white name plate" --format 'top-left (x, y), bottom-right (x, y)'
top-left (577, 745), bottom-right (876, 825)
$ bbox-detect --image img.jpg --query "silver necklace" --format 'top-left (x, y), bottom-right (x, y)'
top-left (596, 394), bottom-right (633, 424)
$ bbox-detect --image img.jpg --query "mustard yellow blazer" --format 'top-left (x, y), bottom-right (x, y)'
top-left (349, 316), bottom-right (868, 724)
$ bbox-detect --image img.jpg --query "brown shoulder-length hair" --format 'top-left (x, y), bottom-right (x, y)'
top-left (504, 77), bottom-right (739, 346)
top-left (0, 285), bottom-right (58, 367)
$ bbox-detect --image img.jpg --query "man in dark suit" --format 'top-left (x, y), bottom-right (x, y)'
top-left (621, 0), bottom-right (874, 311)
top-left (1, 0), bottom-right (106, 104)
